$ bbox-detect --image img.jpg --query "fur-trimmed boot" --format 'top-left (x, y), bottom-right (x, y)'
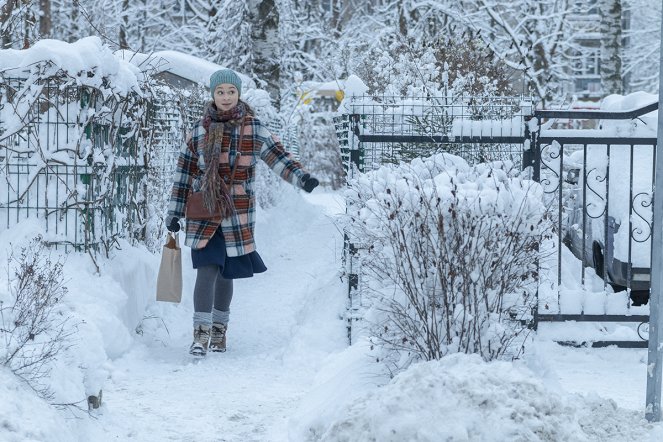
top-left (209, 323), bottom-right (227, 353)
top-left (189, 324), bottom-right (211, 357)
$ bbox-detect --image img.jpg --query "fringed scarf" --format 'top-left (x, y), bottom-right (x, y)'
top-left (199, 100), bottom-right (252, 217)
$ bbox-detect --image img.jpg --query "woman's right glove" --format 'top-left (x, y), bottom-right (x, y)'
top-left (166, 216), bottom-right (180, 233)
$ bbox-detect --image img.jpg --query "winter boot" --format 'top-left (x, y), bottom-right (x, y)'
top-left (189, 324), bottom-right (211, 357)
top-left (209, 323), bottom-right (227, 353)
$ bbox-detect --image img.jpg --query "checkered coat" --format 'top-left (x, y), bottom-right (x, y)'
top-left (167, 114), bottom-right (307, 255)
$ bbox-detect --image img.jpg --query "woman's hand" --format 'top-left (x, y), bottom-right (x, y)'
top-left (166, 216), bottom-right (181, 233)
top-left (300, 174), bottom-right (320, 193)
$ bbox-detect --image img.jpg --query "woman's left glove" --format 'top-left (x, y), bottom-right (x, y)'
top-left (166, 216), bottom-right (181, 233)
top-left (300, 174), bottom-right (320, 193)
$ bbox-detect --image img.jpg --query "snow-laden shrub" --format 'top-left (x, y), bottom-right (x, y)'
top-left (0, 236), bottom-right (75, 401)
top-left (344, 153), bottom-right (548, 370)
top-left (297, 110), bottom-right (344, 190)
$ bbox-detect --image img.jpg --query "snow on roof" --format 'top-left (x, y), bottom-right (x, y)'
top-left (300, 76), bottom-right (367, 97)
top-left (115, 50), bottom-right (255, 90)
top-left (0, 36), bottom-right (142, 95)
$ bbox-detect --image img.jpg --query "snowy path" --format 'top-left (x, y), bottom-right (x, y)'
top-left (91, 192), bottom-right (347, 442)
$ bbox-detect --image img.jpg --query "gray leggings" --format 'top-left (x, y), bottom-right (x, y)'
top-left (193, 265), bottom-right (233, 326)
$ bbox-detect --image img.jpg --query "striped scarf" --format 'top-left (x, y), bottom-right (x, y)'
top-left (199, 101), bottom-right (251, 216)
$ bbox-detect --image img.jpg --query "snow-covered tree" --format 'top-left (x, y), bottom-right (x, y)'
top-left (623, 0), bottom-right (660, 92)
top-left (600, 0), bottom-right (623, 94)
top-left (249, 0), bottom-right (281, 109)
top-left (38, 0), bottom-right (50, 36)
top-left (48, 1), bottom-right (86, 43)
top-left (415, 0), bottom-right (581, 105)
top-left (1, 0), bottom-right (40, 48)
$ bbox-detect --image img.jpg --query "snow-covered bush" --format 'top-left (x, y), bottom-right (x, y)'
top-left (344, 153), bottom-right (548, 370)
top-left (0, 236), bottom-right (75, 401)
top-left (297, 110), bottom-right (345, 189)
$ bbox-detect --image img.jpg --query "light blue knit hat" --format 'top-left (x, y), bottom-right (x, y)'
top-left (210, 69), bottom-right (242, 98)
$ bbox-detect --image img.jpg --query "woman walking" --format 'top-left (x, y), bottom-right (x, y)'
top-left (165, 69), bottom-right (319, 356)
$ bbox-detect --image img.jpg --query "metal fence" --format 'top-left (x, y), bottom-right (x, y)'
top-left (531, 103), bottom-right (658, 347)
top-left (0, 73), bottom-right (207, 253)
top-left (336, 94), bottom-right (658, 347)
top-left (335, 94), bottom-right (534, 343)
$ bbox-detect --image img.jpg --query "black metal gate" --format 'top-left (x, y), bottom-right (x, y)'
top-left (530, 102), bottom-right (658, 348)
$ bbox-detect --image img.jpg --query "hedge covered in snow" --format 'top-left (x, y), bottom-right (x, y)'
top-left (343, 152), bottom-right (549, 369)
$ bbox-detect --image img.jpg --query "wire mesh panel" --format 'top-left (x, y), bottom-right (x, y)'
top-left (0, 73), bottom-right (150, 252)
top-left (0, 162), bottom-right (145, 251)
top-left (335, 94), bottom-right (533, 173)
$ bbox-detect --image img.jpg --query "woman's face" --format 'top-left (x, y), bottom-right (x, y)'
top-left (213, 84), bottom-right (239, 111)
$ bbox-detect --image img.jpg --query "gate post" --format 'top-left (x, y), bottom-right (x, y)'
top-left (348, 113), bottom-right (363, 175)
top-left (343, 113), bottom-right (363, 345)
top-left (645, 12), bottom-right (663, 422)
top-left (523, 114), bottom-right (541, 182)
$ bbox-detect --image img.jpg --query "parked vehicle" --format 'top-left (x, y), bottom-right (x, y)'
top-left (562, 143), bottom-right (654, 295)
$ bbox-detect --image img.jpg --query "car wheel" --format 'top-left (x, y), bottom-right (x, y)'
top-left (593, 242), bottom-right (605, 279)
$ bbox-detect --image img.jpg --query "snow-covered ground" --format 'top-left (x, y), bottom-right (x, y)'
top-left (2, 187), bottom-right (663, 441)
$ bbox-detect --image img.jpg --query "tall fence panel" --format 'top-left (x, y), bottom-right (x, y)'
top-left (335, 94), bottom-right (534, 343)
top-left (0, 71), bottom-right (208, 253)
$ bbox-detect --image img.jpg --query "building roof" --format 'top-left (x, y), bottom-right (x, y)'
top-left (115, 50), bottom-right (255, 90)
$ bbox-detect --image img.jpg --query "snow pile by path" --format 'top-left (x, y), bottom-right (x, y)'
top-left (0, 366), bottom-right (76, 442)
top-left (294, 351), bottom-right (663, 442)
top-left (0, 217), bottom-right (161, 439)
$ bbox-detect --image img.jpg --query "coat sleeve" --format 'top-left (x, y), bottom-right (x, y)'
top-left (167, 127), bottom-right (201, 218)
top-left (257, 124), bottom-right (307, 187)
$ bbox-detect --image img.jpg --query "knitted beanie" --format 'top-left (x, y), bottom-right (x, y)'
top-left (210, 69), bottom-right (242, 98)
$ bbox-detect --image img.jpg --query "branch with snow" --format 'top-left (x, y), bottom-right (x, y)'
top-left (0, 236), bottom-right (76, 402)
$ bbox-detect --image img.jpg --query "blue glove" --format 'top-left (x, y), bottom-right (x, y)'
top-left (166, 216), bottom-right (180, 233)
top-left (300, 174), bottom-right (319, 193)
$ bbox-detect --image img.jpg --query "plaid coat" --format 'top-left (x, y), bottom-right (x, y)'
top-left (167, 114), bottom-right (307, 255)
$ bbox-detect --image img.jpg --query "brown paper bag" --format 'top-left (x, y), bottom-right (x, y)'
top-left (156, 233), bottom-right (182, 303)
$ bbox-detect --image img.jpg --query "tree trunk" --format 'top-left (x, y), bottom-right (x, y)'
top-left (118, 0), bottom-right (129, 49)
top-left (39, 0), bottom-right (50, 37)
top-left (249, 0), bottom-right (280, 110)
top-left (600, 0), bottom-right (623, 95)
top-left (22, 1), bottom-right (37, 48)
top-left (1, 0), bottom-right (17, 48)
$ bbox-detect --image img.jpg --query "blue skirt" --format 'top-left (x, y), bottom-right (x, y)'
top-left (191, 228), bottom-right (267, 279)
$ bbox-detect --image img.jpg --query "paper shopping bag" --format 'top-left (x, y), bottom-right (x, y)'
top-left (156, 233), bottom-right (182, 303)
